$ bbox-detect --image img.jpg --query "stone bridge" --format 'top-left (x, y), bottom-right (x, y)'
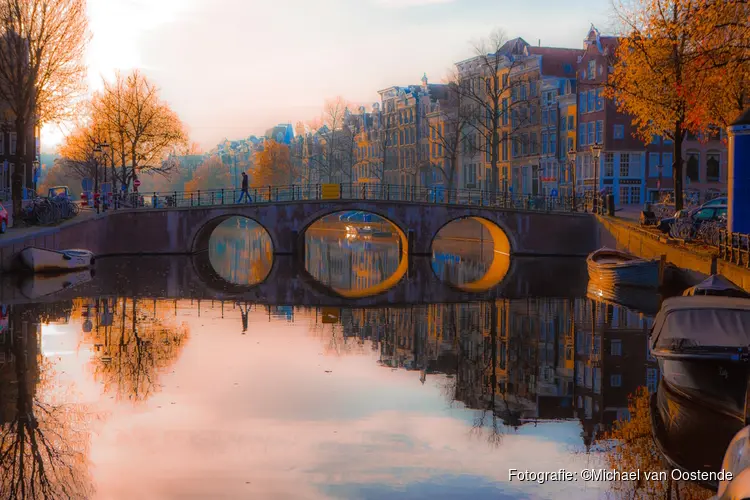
top-left (87, 200), bottom-right (599, 257)
top-left (0, 254), bottom-right (588, 307)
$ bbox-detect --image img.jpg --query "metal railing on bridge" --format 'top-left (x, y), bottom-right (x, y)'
top-left (115, 183), bottom-right (590, 214)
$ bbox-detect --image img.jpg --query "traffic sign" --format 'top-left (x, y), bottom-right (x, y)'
top-left (82, 177), bottom-right (93, 191)
top-left (550, 189), bottom-right (558, 197)
top-left (133, 179), bottom-right (141, 188)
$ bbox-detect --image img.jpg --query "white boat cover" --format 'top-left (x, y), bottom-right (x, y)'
top-left (651, 296), bottom-right (750, 351)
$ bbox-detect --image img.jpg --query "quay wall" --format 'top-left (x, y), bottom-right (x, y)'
top-left (596, 216), bottom-right (750, 291)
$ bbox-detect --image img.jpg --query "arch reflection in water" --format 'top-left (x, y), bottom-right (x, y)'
top-left (304, 211), bottom-right (407, 298)
top-left (208, 217), bottom-right (274, 286)
top-left (431, 217), bottom-right (510, 292)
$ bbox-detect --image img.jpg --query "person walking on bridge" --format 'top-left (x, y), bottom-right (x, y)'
top-left (237, 172), bottom-right (251, 203)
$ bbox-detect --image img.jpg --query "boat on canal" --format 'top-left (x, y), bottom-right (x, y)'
top-left (650, 295), bottom-right (750, 421)
top-left (20, 247), bottom-right (95, 273)
top-left (587, 247), bottom-right (661, 288)
top-left (683, 274), bottom-right (750, 298)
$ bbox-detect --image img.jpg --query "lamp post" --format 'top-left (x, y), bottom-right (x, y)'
top-left (591, 142), bottom-right (603, 214)
top-left (32, 160), bottom-right (39, 194)
top-left (99, 142), bottom-right (111, 211)
top-left (568, 148), bottom-right (577, 211)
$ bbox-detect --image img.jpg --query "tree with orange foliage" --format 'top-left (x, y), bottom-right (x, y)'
top-left (607, 0), bottom-right (749, 211)
top-left (184, 156), bottom-right (231, 192)
top-left (251, 140), bottom-right (297, 187)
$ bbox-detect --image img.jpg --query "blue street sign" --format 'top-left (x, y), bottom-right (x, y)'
top-left (82, 177), bottom-right (94, 191)
top-left (550, 189), bottom-right (558, 197)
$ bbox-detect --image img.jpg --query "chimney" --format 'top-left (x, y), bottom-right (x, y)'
top-left (538, 39), bottom-right (541, 47)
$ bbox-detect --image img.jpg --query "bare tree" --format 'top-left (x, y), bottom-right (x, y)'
top-left (0, 0), bottom-right (89, 214)
top-left (455, 30), bottom-right (538, 200)
top-left (427, 73), bottom-right (474, 201)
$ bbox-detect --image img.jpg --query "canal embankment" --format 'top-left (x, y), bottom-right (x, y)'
top-left (596, 215), bottom-right (750, 290)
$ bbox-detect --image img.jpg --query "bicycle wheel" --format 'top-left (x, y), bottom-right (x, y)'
top-left (70, 201), bottom-right (80, 215)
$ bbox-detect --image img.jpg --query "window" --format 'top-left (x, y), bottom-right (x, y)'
top-left (568, 115), bottom-right (574, 130)
top-left (579, 123), bottom-right (587, 147)
top-left (550, 108), bottom-right (557, 126)
top-left (0, 133), bottom-right (3, 155)
top-left (567, 137), bottom-right (574, 153)
top-left (663, 153), bottom-right (673, 178)
top-left (502, 133), bottom-right (508, 161)
top-left (613, 124), bottom-right (624, 139)
top-left (512, 109), bottom-right (518, 128)
top-left (603, 153), bottom-right (614, 177)
top-left (588, 59), bottom-right (596, 80)
top-left (587, 122), bottom-right (595, 145)
top-left (502, 98), bottom-right (508, 126)
top-left (9, 132), bottom-right (16, 155)
top-left (541, 132), bottom-right (548, 154)
top-left (620, 153), bottom-right (630, 177)
top-left (595, 120), bottom-right (603, 144)
top-left (651, 134), bottom-right (660, 145)
top-left (529, 80), bottom-right (537, 97)
top-left (707, 151), bottom-right (720, 181)
top-left (610, 374), bottom-right (622, 387)
top-left (502, 73), bottom-right (508, 87)
top-left (695, 208), bottom-right (715, 221)
top-left (520, 83), bottom-right (527, 101)
top-left (648, 153), bottom-right (660, 177)
top-left (588, 90), bottom-right (595, 112)
top-left (542, 109), bottom-right (548, 126)
top-left (511, 86), bottom-right (518, 102)
top-left (686, 151), bottom-right (700, 183)
top-left (561, 114), bottom-right (567, 131)
top-left (512, 138), bottom-right (518, 158)
top-left (580, 92), bottom-right (587, 113)
top-left (550, 133), bottom-right (556, 155)
top-left (611, 339), bottom-right (622, 356)
top-left (595, 88), bottom-right (604, 110)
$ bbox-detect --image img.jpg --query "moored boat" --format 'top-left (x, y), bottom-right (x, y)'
top-left (587, 247), bottom-right (661, 288)
top-left (683, 274), bottom-right (750, 298)
top-left (586, 281), bottom-right (662, 315)
top-left (20, 269), bottom-right (94, 299)
top-left (650, 296), bottom-right (750, 421)
top-left (20, 247), bottom-right (95, 273)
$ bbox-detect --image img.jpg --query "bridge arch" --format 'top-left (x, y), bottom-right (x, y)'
top-left (191, 214), bottom-right (276, 254)
top-left (298, 206), bottom-right (409, 299)
top-left (430, 216), bottom-right (512, 293)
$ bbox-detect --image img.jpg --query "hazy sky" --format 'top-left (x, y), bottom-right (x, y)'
top-left (41, 0), bottom-right (612, 152)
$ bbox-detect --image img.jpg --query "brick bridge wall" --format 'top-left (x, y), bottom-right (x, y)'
top-left (64, 200), bottom-right (600, 258)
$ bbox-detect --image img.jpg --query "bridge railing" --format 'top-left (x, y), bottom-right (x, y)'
top-left (124, 184), bottom-right (588, 213)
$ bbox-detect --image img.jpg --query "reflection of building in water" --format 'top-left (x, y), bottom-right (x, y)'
top-left (573, 297), bottom-right (659, 447)
top-left (305, 235), bottom-right (401, 291)
top-left (209, 222), bottom-right (273, 285)
top-left (431, 252), bottom-right (492, 285)
top-left (325, 295), bottom-right (659, 445)
top-left (0, 305), bottom-right (43, 424)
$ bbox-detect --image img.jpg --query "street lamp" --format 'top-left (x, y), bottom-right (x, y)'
top-left (568, 147), bottom-right (577, 211)
top-left (591, 142), bottom-right (603, 214)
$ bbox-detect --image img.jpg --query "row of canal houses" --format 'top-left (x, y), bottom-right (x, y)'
top-left (338, 297), bottom-right (658, 448)
top-left (231, 26), bottom-right (727, 208)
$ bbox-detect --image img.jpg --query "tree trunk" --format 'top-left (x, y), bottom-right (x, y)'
top-left (673, 125), bottom-right (684, 211)
top-left (12, 117), bottom-right (28, 218)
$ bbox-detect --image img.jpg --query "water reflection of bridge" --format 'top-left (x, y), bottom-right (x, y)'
top-left (0, 254), bottom-right (590, 307)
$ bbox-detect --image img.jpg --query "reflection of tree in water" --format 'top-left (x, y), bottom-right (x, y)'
top-left (0, 304), bottom-right (94, 498)
top-left (77, 297), bottom-right (190, 402)
top-left (602, 388), bottom-right (710, 499)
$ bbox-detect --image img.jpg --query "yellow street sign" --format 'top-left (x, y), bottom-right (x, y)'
top-left (321, 184), bottom-right (340, 200)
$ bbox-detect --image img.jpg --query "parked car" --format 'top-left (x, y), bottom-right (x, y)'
top-left (47, 186), bottom-right (72, 200)
top-left (0, 203), bottom-right (7, 233)
top-left (688, 196), bottom-right (727, 216)
top-left (658, 204), bottom-right (727, 236)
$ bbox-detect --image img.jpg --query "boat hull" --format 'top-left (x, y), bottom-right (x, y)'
top-left (658, 357), bottom-right (749, 419)
top-left (587, 248), bottom-right (660, 288)
top-left (20, 247), bottom-right (95, 273)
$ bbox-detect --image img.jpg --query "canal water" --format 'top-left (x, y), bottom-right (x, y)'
top-left (0, 214), bottom-right (719, 499)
